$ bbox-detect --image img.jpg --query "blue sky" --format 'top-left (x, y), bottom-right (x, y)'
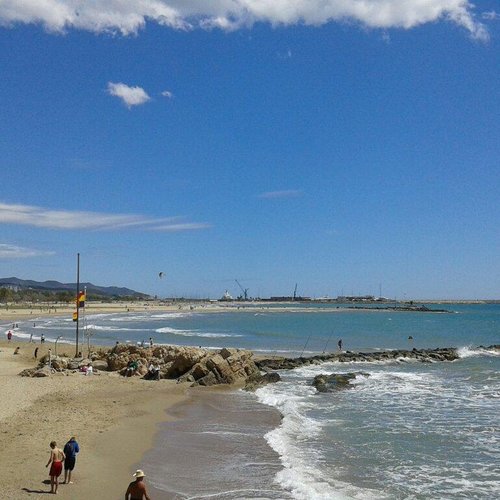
top-left (0, 1), bottom-right (499, 300)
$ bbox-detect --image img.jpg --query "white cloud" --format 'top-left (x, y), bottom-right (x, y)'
top-left (0, 243), bottom-right (55, 259)
top-left (107, 82), bottom-right (150, 108)
top-left (161, 90), bottom-right (173, 99)
top-left (151, 222), bottom-right (212, 232)
top-left (258, 190), bottom-right (302, 199)
top-left (0, 202), bottom-right (210, 232)
top-left (0, 1), bottom-right (489, 40)
top-left (482, 11), bottom-right (499, 21)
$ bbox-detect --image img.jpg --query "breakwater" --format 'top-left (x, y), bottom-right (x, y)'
top-left (256, 346), bottom-right (493, 370)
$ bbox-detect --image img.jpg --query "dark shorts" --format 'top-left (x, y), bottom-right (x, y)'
top-left (64, 457), bottom-right (76, 471)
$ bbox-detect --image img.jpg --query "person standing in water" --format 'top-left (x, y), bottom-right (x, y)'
top-left (337, 338), bottom-right (343, 351)
top-left (46, 441), bottom-right (65, 494)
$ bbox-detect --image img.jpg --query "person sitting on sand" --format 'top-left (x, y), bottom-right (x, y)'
top-left (85, 362), bottom-right (93, 376)
top-left (125, 470), bottom-right (151, 500)
top-left (126, 360), bottom-right (138, 377)
top-left (14, 346), bottom-right (20, 355)
top-left (147, 362), bottom-right (160, 381)
top-left (46, 441), bottom-right (66, 494)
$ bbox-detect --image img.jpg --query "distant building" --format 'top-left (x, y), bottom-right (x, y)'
top-left (219, 290), bottom-right (233, 301)
top-left (337, 295), bottom-right (376, 302)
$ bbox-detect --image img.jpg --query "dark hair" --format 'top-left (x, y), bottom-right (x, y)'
top-left (50, 441), bottom-right (57, 448)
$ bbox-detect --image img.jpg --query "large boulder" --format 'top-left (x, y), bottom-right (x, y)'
top-left (91, 359), bottom-right (109, 372)
top-left (312, 372), bottom-right (370, 392)
top-left (33, 366), bottom-right (53, 377)
top-left (166, 347), bottom-right (209, 377)
top-left (244, 371), bottom-right (281, 391)
top-left (189, 349), bottom-right (259, 386)
top-left (51, 357), bottom-right (68, 371)
top-left (19, 368), bottom-right (37, 377)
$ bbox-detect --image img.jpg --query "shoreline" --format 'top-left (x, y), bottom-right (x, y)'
top-left (141, 387), bottom-right (285, 499)
top-left (0, 313), bottom-right (286, 500)
top-left (0, 299), bottom-right (463, 326)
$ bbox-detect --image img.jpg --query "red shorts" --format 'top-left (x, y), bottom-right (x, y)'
top-left (50, 461), bottom-right (63, 477)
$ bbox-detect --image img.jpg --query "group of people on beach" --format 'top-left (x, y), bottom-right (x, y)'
top-left (45, 438), bottom-right (151, 498)
top-left (45, 437), bottom-right (79, 494)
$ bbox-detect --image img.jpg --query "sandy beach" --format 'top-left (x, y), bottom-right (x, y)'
top-left (0, 334), bottom-right (189, 499)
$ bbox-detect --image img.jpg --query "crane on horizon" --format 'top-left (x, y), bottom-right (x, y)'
top-left (235, 279), bottom-right (249, 301)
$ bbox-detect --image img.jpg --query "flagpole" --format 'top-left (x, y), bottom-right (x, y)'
top-left (75, 253), bottom-right (80, 357)
top-left (84, 286), bottom-right (88, 356)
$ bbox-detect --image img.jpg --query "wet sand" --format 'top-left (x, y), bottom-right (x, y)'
top-left (142, 387), bottom-right (286, 499)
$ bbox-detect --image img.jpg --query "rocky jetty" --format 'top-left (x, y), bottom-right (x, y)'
top-left (256, 347), bottom-right (460, 371)
top-left (20, 345), bottom-right (498, 386)
top-left (20, 344), bottom-right (272, 388)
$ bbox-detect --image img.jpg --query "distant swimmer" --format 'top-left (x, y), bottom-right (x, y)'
top-left (408, 336), bottom-right (414, 340)
top-left (338, 339), bottom-right (343, 351)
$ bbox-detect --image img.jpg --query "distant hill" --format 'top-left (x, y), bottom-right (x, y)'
top-left (0, 277), bottom-right (149, 299)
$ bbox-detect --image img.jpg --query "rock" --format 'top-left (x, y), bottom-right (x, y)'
top-left (91, 360), bottom-right (109, 371)
top-left (51, 357), bottom-right (68, 371)
top-left (244, 371), bottom-right (281, 391)
top-left (19, 368), bottom-right (37, 377)
top-left (167, 348), bottom-right (209, 378)
top-left (312, 372), bottom-right (369, 392)
top-left (195, 372), bottom-right (218, 386)
top-left (33, 366), bottom-right (52, 377)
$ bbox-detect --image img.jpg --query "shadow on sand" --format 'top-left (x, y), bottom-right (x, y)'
top-left (21, 480), bottom-right (53, 494)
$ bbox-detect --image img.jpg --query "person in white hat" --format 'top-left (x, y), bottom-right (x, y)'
top-left (125, 469), bottom-right (151, 500)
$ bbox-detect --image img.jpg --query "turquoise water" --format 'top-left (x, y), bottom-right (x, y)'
top-left (8, 303), bottom-right (498, 355)
top-left (4, 303), bottom-right (499, 499)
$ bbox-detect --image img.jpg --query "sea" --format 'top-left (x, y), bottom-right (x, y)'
top-left (4, 303), bottom-right (500, 499)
